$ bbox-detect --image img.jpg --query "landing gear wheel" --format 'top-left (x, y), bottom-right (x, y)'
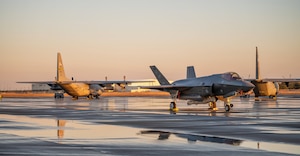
top-left (54, 93), bottom-right (64, 99)
top-left (87, 95), bottom-right (93, 99)
top-left (209, 102), bottom-right (218, 111)
top-left (170, 102), bottom-right (176, 109)
top-left (170, 102), bottom-right (178, 112)
top-left (230, 104), bottom-right (233, 108)
top-left (269, 95), bottom-right (277, 99)
top-left (209, 102), bottom-right (213, 108)
top-left (225, 105), bottom-right (230, 112)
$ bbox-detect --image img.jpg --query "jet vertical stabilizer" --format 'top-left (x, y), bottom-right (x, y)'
top-left (187, 66), bottom-right (196, 79)
top-left (150, 66), bottom-right (170, 85)
top-left (57, 52), bottom-right (70, 81)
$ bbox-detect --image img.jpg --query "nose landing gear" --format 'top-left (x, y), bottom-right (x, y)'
top-left (224, 98), bottom-right (233, 112)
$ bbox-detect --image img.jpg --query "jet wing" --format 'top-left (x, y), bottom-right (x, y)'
top-left (142, 85), bottom-right (198, 92)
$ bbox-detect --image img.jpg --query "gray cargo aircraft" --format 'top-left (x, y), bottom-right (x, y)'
top-left (144, 66), bottom-right (254, 111)
top-left (245, 47), bottom-right (300, 98)
top-left (18, 53), bottom-right (149, 99)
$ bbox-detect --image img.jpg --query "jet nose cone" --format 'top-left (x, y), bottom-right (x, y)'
top-left (242, 81), bottom-right (255, 92)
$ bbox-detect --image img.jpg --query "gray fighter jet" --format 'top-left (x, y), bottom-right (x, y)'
top-left (144, 66), bottom-right (254, 112)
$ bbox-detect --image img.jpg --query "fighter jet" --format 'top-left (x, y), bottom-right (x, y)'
top-left (144, 66), bottom-right (254, 112)
top-left (18, 53), bottom-right (150, 99)
top-left (246, 47), bottom-right (300, 99)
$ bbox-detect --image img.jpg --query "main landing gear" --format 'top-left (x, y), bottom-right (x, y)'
top-left (87, 94), bottom-right (100, 99)
top-left (87, 95), bottom-right (93, 99)
top-left (169, 91), bottom-right (179, 112)
top-left (54, 92), bottom-right (64, 99)
top-left (169, 101), bottom-right (179, 112)
top-left (208, 102), bottom-right (218, 111)
top-left (208, 98), bottom-right (233, 112)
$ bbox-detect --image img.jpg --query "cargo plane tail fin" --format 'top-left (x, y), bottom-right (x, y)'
top-left (256, 47), bottom-right (261, 80)
top-left (57, 52), bottom-right (70, 81)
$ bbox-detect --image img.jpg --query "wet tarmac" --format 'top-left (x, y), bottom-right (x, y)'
top-left (0, 96), bottom-right (300, 155)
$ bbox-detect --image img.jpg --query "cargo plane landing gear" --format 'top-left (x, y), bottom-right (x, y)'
top-left (87, 94), bottom-right (100, 99)
top-left (54, 92), bottom-right (64, 99)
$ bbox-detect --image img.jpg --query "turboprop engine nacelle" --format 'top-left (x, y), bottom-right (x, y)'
top-left (89, 84), bottom-right (103, 96)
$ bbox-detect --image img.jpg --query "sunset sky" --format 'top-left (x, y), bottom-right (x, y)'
top-left (1, 0), bottom-right (299, 90)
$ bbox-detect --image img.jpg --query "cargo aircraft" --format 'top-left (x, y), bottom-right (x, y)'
top-left (18, 53), bottom-right (149, 99)
top-left (143, 66), bottom-right (255, 112)
top-left (245, 47), bottom-right (300, 99)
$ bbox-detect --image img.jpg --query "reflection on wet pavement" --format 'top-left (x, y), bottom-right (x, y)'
top-left (140, 130), bottom-right (243, 145)
top-left (0, 114), bottom-right (143, 145)
top-left (1, 96), bottom-right (300, 155)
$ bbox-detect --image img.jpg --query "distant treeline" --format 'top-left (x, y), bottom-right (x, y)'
top-left (279, 82), bottom-right (300, 89)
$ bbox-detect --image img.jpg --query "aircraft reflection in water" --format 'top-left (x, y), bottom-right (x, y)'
top-left (57, 120), bottom-right (66, 139)
top-left (139, 130), bottom-right (242, 146)
top-left (57, 119), bottom-right (242, 146)
top-left (144, 66), bottom-right (254, 112)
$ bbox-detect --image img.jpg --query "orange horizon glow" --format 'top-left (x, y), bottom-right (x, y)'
top-left (1, 0), bottom-right (299, 90)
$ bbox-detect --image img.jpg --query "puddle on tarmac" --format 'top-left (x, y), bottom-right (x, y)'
top-left (139, 130), bottom-right (243, 145)
top-left (0, 114), bottom-right (146, 145)
top-left (0, 114), bottom-right (299, 155)
top-left (240, 141), bottom-right (300, 155)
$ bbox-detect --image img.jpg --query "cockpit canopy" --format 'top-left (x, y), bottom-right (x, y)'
top-left (222, 72), bottom-right (242, 80)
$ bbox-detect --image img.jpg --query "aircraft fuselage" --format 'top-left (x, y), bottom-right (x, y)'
top-left (57, 83), bottom-right (91, 97)
top-left (251, 80), bottom-right (278, 97)
top-left (173, 73), bottom-right (254, 101)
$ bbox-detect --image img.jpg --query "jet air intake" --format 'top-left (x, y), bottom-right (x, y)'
top-left (212, 84), bottom-right (225, 95)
